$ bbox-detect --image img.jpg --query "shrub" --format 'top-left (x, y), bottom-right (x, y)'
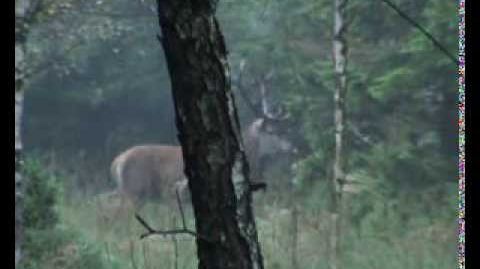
top-left (20, 157), bottom-right (113, 269)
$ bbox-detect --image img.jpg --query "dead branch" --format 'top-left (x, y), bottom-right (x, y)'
top-left (377, 0), bottom-right (458, 66)
top-left (135, 214), bottom-right (198, 239)
top-left (135, 189), bottom-right (211, 242)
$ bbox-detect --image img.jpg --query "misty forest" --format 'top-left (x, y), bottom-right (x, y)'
top-left (15, 0), bottom-right (458, 269)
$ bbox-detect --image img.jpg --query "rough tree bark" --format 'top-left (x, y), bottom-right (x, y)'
top-left (155, 1), bottom-right (264, 269)
top-left (15, 0), bottom-right (41, 267)
top-left (330, 0), bottom-right (348, 269)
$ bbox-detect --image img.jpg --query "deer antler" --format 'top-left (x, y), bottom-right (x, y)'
top-left (256, 68), bottom-right (290, 121)
top-left (234, 60), bottom-right (263, 118)
top-left (233, 60), bottom-right (290, 122)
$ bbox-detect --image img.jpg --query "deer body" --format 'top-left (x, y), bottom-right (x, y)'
top-left (110, 119), bottom-right (293, 210)
top-left (111, 145), bottom-right (184, 206)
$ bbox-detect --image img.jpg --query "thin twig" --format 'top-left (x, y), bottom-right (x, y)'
top-left (135, 191), bottom-right (212, 242)
top-left (378, 0), bottom-right (458, 66)
top-left (135, 214), bottom-right (156, 234)
top-left (175, 189), bottom-right (187, 230)
top-left (135, 214), bottom-right (198, 239)
top-left (172, 217), bottom-right (179, 269)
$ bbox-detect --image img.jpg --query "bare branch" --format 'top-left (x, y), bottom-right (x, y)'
top-left (378, 0), bottom-right (458, 66)
top-left (175, 188), bottom-right (187, 230)
top-left (135, 189), bottom-right (211, 242)
top-left (135, 214), bottom-right (199, 239)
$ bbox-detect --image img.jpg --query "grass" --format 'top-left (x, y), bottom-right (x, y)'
top-left (55, 185), bottom-right (457, 269)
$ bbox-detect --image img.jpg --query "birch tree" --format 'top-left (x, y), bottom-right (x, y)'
top-left (15, 0), bottom-right (42, 266)
top-left (330, 0), bottom-right (349, 269)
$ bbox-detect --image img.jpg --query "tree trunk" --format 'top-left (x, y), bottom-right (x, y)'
top-left (330, 0), bottom-right (349, 269)
top-left (15, 0), bottom-right (41, 266)
top-left (15, 88), bottom-right (24, 268)
top-left (15, 4), bottom-right (27, 268)
top-left (155, 1), bottom-right (264, 269)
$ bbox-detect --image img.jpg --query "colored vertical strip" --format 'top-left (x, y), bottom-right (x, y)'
top-left (458, 0), bottom-right (465, 269)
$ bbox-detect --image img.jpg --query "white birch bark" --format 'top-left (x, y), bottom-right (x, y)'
top-left (330, 0), bottom-right (348, 269)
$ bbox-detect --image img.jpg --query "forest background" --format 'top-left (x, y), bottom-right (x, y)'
top-left (19, 0), bottom-right (458, 268)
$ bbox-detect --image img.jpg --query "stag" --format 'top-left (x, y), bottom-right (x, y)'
top-left (111, 119), bottom-right (292, 208)
top-left (110, 65), bottom-right (296, 212)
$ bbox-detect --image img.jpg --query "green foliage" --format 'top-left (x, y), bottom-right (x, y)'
top-left (23, 158), bottom-right (60, 230)
top-left (343, 187), bottom-right (456, 269)
top-left (22, 226), bottom-right (113, 269)
top-left (20, 158), bottom-right (117, 269)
